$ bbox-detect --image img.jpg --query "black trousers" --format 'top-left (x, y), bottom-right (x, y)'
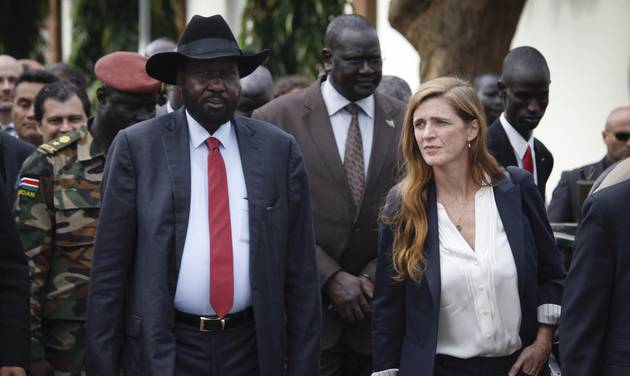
top-left (174, 318), bottom-right (259, 376)
top-left (434, 352), bottom-right (550, 376)
top-left (320, 335), bottom-right (372, 376)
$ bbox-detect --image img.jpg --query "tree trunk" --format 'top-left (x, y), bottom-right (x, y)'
top-left (47, 0), bottom-right (61, 63)
top-left (389, 0), bottom-right (526, 82)
top-left (170, 0), bottom-right (186, 36)
top-left (352, 0), bottom-right (377, 26)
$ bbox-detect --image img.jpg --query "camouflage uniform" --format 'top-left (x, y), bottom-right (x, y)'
top-left (14, 122), bottom-right (104, 375)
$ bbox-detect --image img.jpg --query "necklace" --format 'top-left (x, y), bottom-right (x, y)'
top-left (441, 195), bottom-right (473, 232)
top-left (453, 200), bottom-right (471, 232)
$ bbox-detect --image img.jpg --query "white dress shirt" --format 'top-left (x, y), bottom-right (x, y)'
top-left (166, 101), bottom-right (175, 114)
top-left (436, 186), bottom-right (523, 358)
top-left (499, 113), bottom-right (538, 184)
top-left (1, 122), bottom-right (16, 137)
top-left (320, 79), bottom-right (374, 177)
top-left (174, 111), bottom-right (251, 315)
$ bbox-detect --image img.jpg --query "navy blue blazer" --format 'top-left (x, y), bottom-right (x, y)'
top-left (372, 167), bottom-right (565, 376)
top-left (85, 109), bottom-right (321, 376)
top-left (560, 180), bottom-right (630, 375)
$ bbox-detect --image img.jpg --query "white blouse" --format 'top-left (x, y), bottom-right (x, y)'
top-left (436, 185), bottom-right (522, 358)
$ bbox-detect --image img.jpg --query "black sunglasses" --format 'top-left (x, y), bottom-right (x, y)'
top-left (614, 132), bottom-right (630, 142)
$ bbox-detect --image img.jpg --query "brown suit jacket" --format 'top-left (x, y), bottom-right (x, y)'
top-left (253, 77), bottom-right (405, 353)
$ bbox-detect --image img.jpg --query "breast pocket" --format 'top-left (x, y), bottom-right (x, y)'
top-left (53, 187), bottom-right (100, 248)
top-left (264, 197), bottom-right (288, 230)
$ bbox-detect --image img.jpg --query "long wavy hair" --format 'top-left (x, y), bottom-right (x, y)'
top-left (385, 77), bottom-right (505, 282)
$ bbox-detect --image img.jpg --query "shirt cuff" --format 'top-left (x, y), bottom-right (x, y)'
top-left (371, 369), bottom-right (399, 376)
top-left (537, 304), bottom-right (561, 325)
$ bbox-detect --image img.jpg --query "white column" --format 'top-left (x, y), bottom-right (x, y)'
top-left (61, 0), bottom-right (73, 62)
top-left (186, 0), bottom-right (246, 37)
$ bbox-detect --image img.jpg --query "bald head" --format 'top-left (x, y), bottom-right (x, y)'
top-left (497, 46), bottom-right (551, 138)
top-left (0, 55), bottom-right (24, 115)
top-left (603, 106), bottom-right (630, 162)
top-left (237, 66), bottom-right (273, 117)
top-left (376, 75), bottom-right (412, 103)
top-left (501, 46), bottom-right (550, 85)
top-left (324, 14), bottom-right (376, 50)
top-left (145, 38), bottom-right (177, 58)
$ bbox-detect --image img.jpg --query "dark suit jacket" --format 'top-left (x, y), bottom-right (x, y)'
top-left (560, 180), bottom-right (630, 376)
top-left (487, 118), bottom-right (554, 201)
top-left (0, 132), bottom-right (35, 204)
top-left (0, 178), bottom-right (30, 368)
top-left (252, 77), bottom-right (405, 353)
top-left (85, 109), bottom-right (321, 376)
top-left (372, 168), bottom-right (565, 376)
top-left (546, 157), bottom-right (609, 223)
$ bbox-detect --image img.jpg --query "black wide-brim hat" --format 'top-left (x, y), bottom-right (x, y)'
top-left (146, 14), bottom-right (269, 85)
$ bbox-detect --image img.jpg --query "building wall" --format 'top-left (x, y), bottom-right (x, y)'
top-left (511, 0), bottom-right (630, 199)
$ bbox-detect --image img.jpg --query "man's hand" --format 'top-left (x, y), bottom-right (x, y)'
top-left (509, 325), bottom-right (554, 376)
top-left (30, 359), bottom-right (53, 376)
top-left (325, 271), bottom-right (371, 323)
top-left (0, 367), bottom-right (26, 376)
top-left (359, 274), bottom-right (374, 301)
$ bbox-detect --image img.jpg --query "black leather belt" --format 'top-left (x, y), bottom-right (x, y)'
top-left (175, 307), bottom-right (254, 332)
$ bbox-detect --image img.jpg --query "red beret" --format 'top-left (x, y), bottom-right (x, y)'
top-left (95, 52), bottom-right (161, 94)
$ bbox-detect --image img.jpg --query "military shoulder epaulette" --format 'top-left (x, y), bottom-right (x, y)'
top-left (37, 131), bottom-right (82, 155)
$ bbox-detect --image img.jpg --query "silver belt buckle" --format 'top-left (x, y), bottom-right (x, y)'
top-left (199, 316), bottom-right (226, 332)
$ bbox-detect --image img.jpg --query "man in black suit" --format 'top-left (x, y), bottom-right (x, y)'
top-left (0, 131), bottom-right (34, 204)
top-left (0, 178), bottom-right (29, 376)
top-left (253, 14), bottom-right (405, 376)
top-left (560, 177), bottom-right (630, 375)
top-left (547, 106), bottom-right (630, 222)
top-left (487, 46), bottom-right (553, 200)
top-left (85, 15), bottom-right (320, 376)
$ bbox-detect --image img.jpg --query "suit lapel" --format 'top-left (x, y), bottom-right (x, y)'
top-left (494, 124), bottom-right (519, 166)
top-left (232, 115), bottom-right (263, 282)
top-left (161, 108), bottom-right (191, 274)
top-left (534, 139), bottom-right (549, 183)
top-left (365, 94), bottom-right (398, 201)
top-left (302, 81), bottom-right (354, 206)
top-left (493, 175), bottom-right (526, 298)
top-left (424, 182), bottom-right (441, 311)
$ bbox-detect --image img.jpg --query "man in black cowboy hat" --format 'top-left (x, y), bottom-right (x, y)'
top-left (85, 14), bottom-right (321, 376)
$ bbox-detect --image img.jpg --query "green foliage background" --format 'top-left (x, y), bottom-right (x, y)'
top-left (69, 0), bottom-right (179, 85)
top-left (239, 0), bottom-right (347, 80)
top-left (0, 0), bottom-right (48, 61)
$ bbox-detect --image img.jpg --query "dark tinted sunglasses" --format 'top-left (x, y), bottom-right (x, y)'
top-left (614, 131), bottom-right (630, 142)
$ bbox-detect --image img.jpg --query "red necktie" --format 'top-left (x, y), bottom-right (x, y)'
top-left (523, 145), bottom-right (534, 174)
top-left (206, 137), bottom-right (233, 318)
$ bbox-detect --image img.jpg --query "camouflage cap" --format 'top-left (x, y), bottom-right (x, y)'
top-left (95, 51), bottom-right (161, 95)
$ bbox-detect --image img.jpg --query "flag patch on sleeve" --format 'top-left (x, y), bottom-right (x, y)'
top-left (18, 177), bottom-right (40, 192)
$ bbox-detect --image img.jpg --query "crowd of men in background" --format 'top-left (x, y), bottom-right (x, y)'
top-left (0, 11), bottom-right (629, 376)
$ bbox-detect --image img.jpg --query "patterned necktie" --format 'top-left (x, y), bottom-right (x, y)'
top-left (206, 137), bottom-right (233, 318)
top-left (523, 145), bottom-right (534, 174)
top-left (344, 103), bottom-right (365, 208)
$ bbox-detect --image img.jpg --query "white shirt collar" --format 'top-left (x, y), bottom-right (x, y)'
top-left (321, 78), bottom-right (374, 119)
top-left (166, 101), bottom-right (175, 114)
top-left (185, 109), bottom-right (234, 150)
top-left (499, 112), bottom-right (534, 161)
